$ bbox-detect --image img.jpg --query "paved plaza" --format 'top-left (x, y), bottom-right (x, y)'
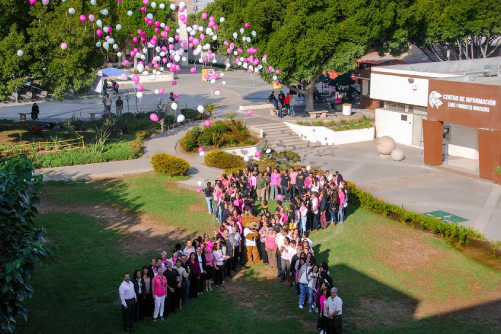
top-left (2, 69), bottom-right (500, 240)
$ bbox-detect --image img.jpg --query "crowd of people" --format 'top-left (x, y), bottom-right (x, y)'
top-left (119, 164), bottom-right (346, 334)
top-left (268, 90), bottom-right (296, 118)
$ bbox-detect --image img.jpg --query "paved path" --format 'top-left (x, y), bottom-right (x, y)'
top-left (27, 69), bottom-right (501, 240)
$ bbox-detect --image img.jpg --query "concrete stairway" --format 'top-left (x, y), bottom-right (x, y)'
top-left (255, 122), bottom-right (322, 152)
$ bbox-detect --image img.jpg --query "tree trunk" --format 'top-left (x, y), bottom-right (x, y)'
top-left (304, 89), bottom-right (315, 112)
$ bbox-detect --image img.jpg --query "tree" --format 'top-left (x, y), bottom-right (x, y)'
top-left (206, 0), bottom-right (411, 111)
top-left (408, 0), bottom-right (501, 61)
top-left (0, 158), bottom-right (52, 333)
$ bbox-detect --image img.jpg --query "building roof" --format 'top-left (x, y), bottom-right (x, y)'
top-left (437, 75), bottom-right (501, 86)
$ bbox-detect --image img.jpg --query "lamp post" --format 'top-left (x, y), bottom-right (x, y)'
top-left (125, 93), bottom-right (130, 113)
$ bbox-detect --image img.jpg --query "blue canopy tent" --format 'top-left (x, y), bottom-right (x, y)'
top-left (99, 68), bottom-right (130, 77)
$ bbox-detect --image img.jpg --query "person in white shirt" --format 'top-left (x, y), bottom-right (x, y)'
top-left (324, 287), bottom-right (343, 334)
top-left (279, 237), bottom-right (294, 285)
top-left (119, 273), bottom-right (137, 332)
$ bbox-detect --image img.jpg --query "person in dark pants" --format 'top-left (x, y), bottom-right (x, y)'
top-left (223, 230), bottom-right (234, 278)
top-left (325, 287), bottom-right (343, 334)
top-left (119, 273), bottom-right (136, 332)
top-left (31, 103), bottom-right (40, 120)
top-left (132, 269), bottom-right (145, 322)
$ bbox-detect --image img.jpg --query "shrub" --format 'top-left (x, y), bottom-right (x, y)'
top-left (181, 108), bottom-right (202, 121)
top-left (239, 128), bottom-right (250, 137)
top-left (151, 153), bottom-right (190, 176)
top-left (204, 150), bottom-right (245, 169)
top-left (180, 127), bottom-right (200, 152)
top-left (272, 151), bottom-right (301, 167)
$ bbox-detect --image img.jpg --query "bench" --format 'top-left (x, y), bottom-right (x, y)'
top-left (18, 113), bottom-right (27, 121)
top-left (308, 111), bottom-right (327, 119)
top-left (89, 113), bottom-right (99, 121)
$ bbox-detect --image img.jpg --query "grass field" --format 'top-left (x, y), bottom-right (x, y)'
top-left (15, 173), bottom-right (501, 334)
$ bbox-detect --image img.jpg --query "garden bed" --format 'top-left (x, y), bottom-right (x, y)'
top-left (286, 116), bottom-right (375, 145)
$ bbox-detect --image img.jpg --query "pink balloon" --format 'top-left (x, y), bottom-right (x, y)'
top-left (60, 43), bottom-right (67, 50)
top-left (132, 75), bottom-right (140, 84)
top-left (247, 69), bottom-right (253, 74)
top-left (245, 23), bottom-right (250, 28)
top-left (214, 25), bottom-right (219, 30)
top-left (179, 15), bottom-right (186, 21)
top-left (133, 37), bottom-right (138, 43)
top-left (277, 194), bottom-right (283, 201)
top-left (276, 69), bottom-right (281, 74)
top-left (188, 43), bottom-right (193, 48)
top-left (161, 31), bottom-right (167, 38)
top-left (179, 7), bottom-right (185, 12)
top-left (42, 0), bottom-right (49, 5)
top-left (204, 120), bottom-right (211, 127)
top-left (123, 60), bottom-right (130, 66)
top-left (190, 67), bottom-right (196, 73)
top-left (275, 80), bottom-right (280, 85)
top-left (88, 14), bottom-right (95, 22)
top-left (197, 188), bottom-right (202, 193)
top-left (193, 38), bottom-right (200, 46)
top-left (164, 26), bottom-right (170, 32)
top-left (149, 113), bottom-right (158, 122)
top-left (96, 29), bottom-right (103, 37)
top-left (268, 66), bottom-right (274, 72)
top-left (29, 0), bottom-right (36, 5)
top-left (145, 65), bottom-right (150, 70)
top-left (162, 57), bottom-right (168, 63)
top-left (141, 6), bottom-right (146, 12)
top-left (202, 12), bottom-right (208, 20)
top-left (255, 151), bottom-right (261, 158)
top-left (247, 110), bottom-right (253, 116)
top-left (79, 15), bottom-right (87, 22)
top-left (137, 84), bottom-right (144, 91)
top-left (200, 34), bottom-right (205, 40)
top-left (172, 81), bottom-right (177, 86)
top-left (208, 21), bottom-right (214, 28)
top-left (159, 88), bottom-right (165, 94)
top-left (155, 28), bottom-right (159, 33)
top-left (204, 74), bottom-right (210, 80)
top-left (198, 147), bottom-right (204, 153)
top-left (120, 73), bottom-right (127, 80)
top-left (173, 92), bottom-right (179, 98)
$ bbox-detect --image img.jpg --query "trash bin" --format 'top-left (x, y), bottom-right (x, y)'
top-left (342, 103), bottom-right (352, 116)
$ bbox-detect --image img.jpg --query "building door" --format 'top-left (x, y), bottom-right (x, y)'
top-left (412, 114), bottom-right (426, 147)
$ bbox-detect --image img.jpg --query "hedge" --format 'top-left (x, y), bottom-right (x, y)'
top-left (151, 153), bottom-right (190, 176)
top-left (204, 151), bottom-right (245, 170)
top-left (346, 181), bottom-right (485, 247)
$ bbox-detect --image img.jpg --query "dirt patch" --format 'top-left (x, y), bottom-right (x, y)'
top-left (350, 297), bottom-right (415, 329)
top-left (382, 236), bottom-right (439, 271)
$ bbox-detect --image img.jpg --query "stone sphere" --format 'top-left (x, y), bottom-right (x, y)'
top-left (391, 148), bottom-right (404, 161)
top-left (376, 136), bottom-right (396, 155)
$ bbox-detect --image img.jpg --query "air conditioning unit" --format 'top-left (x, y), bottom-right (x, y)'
top-left (483, 65), bottom-right (500, 77)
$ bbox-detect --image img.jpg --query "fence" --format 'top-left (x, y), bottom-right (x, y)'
top-left (0, 136), bottom-right (85, 157)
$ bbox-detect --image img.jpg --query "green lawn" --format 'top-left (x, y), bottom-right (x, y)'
top-left (15, 174), bottom-right (501, 334)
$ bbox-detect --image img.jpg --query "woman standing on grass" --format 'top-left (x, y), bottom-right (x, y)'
top-left (269, 167), bottom-right (281, 200)
top-left (213, 242), bottom-right (225, 287)
top-left (203, 182), bottom-right (214, 214)
top-left (204, 246), bottom-right (216, 291)
top-left (142, 266), bottom-right (153, 317)
top-left (132, 269), bottom-right (146, 322)
top-left (316, 281), bottom-right (330, 334)
top-left (187, 252), bottom-right (201, 299)
top-left (280, 237), bottom-right (294, 285)
top-left (266, 228), bottom-right (278, 268)
top-left (308, 264), bottom-right (320, 312)
top-left (174, 259), bottom-right (189, 309)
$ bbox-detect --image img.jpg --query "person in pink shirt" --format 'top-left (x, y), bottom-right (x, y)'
top-left (151, 269), bottom-right (167, 321)
top-left (337, 188), bottom-right (346, 223)
top-left (289, 167), bottom-right (298, 199)
top-left (269, 167), bottom-right (281, 200)
top-left (248, 173), bottom-right (257, 198)
top-left (266, 228), bottom-right (278, 268)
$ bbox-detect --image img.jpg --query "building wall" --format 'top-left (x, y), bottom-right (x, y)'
top-left (285, 122), bottom-right (375, 146)
top-left (375, 108), bottom-right (413, 145)
top-left (370, 73), bottom-right (430, 107)
top-left (360, 95), bottom-right (382, 110)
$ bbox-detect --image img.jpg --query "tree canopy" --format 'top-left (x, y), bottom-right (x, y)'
top-left (408, 0), bottom-right (501, 61)
top-left (205, 0), bottom-right (412, 110)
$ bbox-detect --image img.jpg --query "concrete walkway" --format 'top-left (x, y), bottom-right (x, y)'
top-left (28, 69), bottom-right (501, 240)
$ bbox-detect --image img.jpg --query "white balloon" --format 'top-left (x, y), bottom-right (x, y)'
top-left (197, 105), bottom-right (204, 113)
top-left (233, 51), bottom-right (238, 56)
top-left (161, 23), bottom-right (165, 28)
top-left (68, 8), bottom-right (75, 14)
top-left (233, 32), bottom-right (238, 38)
top-left (199, 58), bottom-right (203, 63)
top-left (17, 50), bottom-right (24, 57)
top-left (251, 31), bottom-right (257, 37)
top-left (212, 59), bottom-right (217, 64)
top-left (273, 75), bottom-right (278, 80)
top-left (160, 51), bottom-right (166, 56)
top-left (244, 157), bottom-right (249, 162)
top-left (159, 67), bottom-right (164, 72)
top-left (220, 17), bottom-right (225, 23)
top-left (242, 36), bottom-right (246, 42)
top-left (240, 28), bottom-right (244, 34)
top-left (255, 68), bottom-right (259, 73)
top-left (197, 180), bottom-right (202, 186)
top-left (171, 103), bottom-right (178, 110)
top-left (142, 71), bottom-right (148, 75)
top-left (179, 1), bottom-right (186, 8)
top-left (113, 44), bottom-right (118, 50)
top-left (91, 0), bottom-right (96, 5)
top-left (220, 73), bottom-right (224, 77)
top-left (215, 90), bottom-right (220, 95)
top-left (177, 114), bottom-right (185, 122)
top-left (147, 13), bottom-right (154, 20)
top-left (210, 79), bottom-right (215, 84)
top-left (246, 37), bottom-right (251, 42)
top-left (182, 57), bottom-right (187, 62)
top-left (174, 55), bottom-right (180, 62)
top-left (96, 42), bottom-right (102, 47)
top-left (159, 3), bottom-right (165, 9)
top-left (190, 30), bottom-right (196, 36)
top-left (103, 27), bottom-right (109, 33)
top-left (198, 26), bottom-right (203, 32)
top-left (103, 42), bottom-right (109, 50)
top-left (212, 35), bottom-right (218, 41)
top-left (137, 64), bottom-right (144, 72)
top-left (96, 20), bottom-right (102, 27)
top-left (127, 10), bottom-right (133, 16)
top-left (116, 24), bottom-right (122, 31)
top-left (243, 63), bottom-right (248, 69)
top-left (187, 27), bottom-right (192, 32)
top-left (199, 151), bottom-right (205, 157)
top-left (101, 9), bottom-right (109, 16)
top-left (170, 4), bottom-right (176, 10)
top-left (149, 75), bottom-right (156, 81)
top-left (154, 89), bottom-right (160, 95)
top-left (107, 38), bottom-right (115, 44)
top-left (135, 53), bottom-right (142, 58)
top-left (176, 28), bottom-right (181, 34)
top-left (306, 166), bottom-right (311, 171)
top-left (168, 37), bottom-right (174, 43)
top-left (143, 48), bottom-right (148, 54)
top-left (151, 2), bottom-right (157, 8)
top-left (137, 92), bottom-right (143, 98)
top-left (266, 149), bottom-right (271, 154)
top-left (222, 81), bottom-right (226, 85)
